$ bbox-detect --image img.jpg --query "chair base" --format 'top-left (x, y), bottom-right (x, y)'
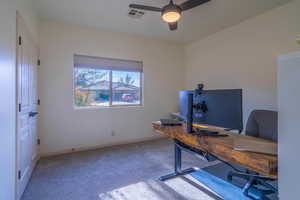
top-left (227, 171), bottom-right (277, 199)
top-left (191, 169), bottom-right (272, 200)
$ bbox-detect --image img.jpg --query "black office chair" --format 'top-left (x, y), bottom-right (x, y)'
top-left (227, 110), bottom-right (278, 197)
top-left (245, 110), bottom-right (278, 142)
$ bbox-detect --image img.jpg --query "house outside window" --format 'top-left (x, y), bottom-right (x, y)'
top-left (74, 55), bottom-right (143, 108)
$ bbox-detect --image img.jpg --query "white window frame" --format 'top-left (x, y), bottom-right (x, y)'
top-left (73, 55), bottom-right (143, 109)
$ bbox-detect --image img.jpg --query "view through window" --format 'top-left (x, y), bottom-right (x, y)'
top-left (74, 55), bottom-right (142, 107)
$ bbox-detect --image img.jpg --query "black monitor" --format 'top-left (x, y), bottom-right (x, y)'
top-left (179, 89), bottom-right (243, 131)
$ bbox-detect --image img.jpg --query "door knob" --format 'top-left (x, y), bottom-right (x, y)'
top-left (29, 112), bottom-right (39, 117)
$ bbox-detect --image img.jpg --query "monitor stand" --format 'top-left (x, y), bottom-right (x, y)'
top-left (187, 92), bottom-right (228, 137)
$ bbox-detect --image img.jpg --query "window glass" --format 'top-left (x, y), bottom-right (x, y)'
top-left (74, 68), bottom-right (110, 107)
top-left (112, 71), bottom-right (141, 106)
top-left (74, 68), bottom-right (142, 108)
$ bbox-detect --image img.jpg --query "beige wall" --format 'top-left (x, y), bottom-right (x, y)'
top-left (38, 20), bottom-right (184, 155)
top-left (184, 0), bottom-right (300, 127)
top-left (17, 0), bottom-right (39, 43)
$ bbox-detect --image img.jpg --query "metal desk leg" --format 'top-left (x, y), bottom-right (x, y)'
top-left (159, 142), bottom-right (196, 181)
top-left (242, 177), bottom-right (255, 196)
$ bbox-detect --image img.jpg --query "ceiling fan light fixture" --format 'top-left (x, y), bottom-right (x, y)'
top-left (162, 11), bottom-right (181, 23)
top-left (161, 4), bottom-right (182, 23)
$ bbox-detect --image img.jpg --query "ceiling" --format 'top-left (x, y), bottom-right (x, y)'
top-left (34, 0), bottom-right (291, 44)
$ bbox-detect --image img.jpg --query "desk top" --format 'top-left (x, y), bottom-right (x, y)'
top-left (152, 121), bottom-right (278, 179)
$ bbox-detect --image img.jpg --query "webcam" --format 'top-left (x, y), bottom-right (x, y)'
top-left (195, 83), bottom-right (204, 96)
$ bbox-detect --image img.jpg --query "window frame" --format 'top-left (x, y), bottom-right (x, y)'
top-left (73, 64), bottom-right (144, 109)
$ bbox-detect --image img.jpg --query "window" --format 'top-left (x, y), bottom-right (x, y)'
top-left (74, 55), bottom-right (143, 108)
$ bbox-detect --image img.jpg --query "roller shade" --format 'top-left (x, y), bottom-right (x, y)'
top-left (74, 54), bottom-right (143, 72)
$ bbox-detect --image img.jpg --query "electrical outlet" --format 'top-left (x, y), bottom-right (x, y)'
top-left (111, 131), bottom-right (116, 136)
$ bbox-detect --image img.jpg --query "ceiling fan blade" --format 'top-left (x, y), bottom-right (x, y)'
top-left (179, 0), bottom-right (211, 11)
top-left (168, 22), bottom-right (178, 31)
top-left (129, 4), bottom-right (161, 12)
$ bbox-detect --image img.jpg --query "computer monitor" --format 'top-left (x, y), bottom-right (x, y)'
top-left (179, 89), bottom-right (243, 131)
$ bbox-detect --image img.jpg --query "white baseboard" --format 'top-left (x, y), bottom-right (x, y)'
top-left (40, 135), bottom-right (167, 158)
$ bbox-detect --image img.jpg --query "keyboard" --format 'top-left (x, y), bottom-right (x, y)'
top-left (160, 119), bottom-right (182, 126)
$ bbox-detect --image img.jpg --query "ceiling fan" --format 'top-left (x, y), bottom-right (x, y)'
top-left (129, 0), bottom-right (211, 31)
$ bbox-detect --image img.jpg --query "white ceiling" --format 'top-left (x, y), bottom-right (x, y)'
top-left (34, 0), bottom-right (291, 44)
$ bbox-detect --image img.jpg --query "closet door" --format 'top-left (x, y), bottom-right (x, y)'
top-left (17, 14), bottom-right (39, 200)
top-left (278, 51), bottom-right (300, 200)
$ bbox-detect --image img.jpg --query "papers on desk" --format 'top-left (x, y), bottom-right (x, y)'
top-left (233, 138), bottom-right (278, 155)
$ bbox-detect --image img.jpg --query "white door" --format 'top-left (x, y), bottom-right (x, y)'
top-left (17, 14), bottom-right (39, 200)
top-left (278, 51), bottom-right (300, 200)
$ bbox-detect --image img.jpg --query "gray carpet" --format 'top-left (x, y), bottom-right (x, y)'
top-left (22, 139), bottom-right (277, 200)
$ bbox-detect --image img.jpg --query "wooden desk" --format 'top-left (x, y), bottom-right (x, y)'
top-left (152, 121), bottom-right (278, 179)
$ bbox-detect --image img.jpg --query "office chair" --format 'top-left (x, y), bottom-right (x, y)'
top-left (245, 110), bottom-right (278, 142)
top-left (227, 110), bottom-right (278, 197)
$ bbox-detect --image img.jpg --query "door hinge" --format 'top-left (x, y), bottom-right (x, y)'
top-left (18, 103), bottom-right (21, 112)
top-left (37, 99), bottom-right (41, 105)
top-left (37, 139), bottom-right (41, 145)
top-left (37, 59), bottom-right (41, 66)
top-left (18, 170), bottom-right (21, 180)
top-left (18, 36), bottom-right (22, 45)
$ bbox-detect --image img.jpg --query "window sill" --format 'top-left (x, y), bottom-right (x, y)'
top-left (73, 104), bottom-right (144, 110)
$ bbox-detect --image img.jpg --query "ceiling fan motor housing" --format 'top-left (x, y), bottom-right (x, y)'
top-left (162, 3), bottom-right (182, 14)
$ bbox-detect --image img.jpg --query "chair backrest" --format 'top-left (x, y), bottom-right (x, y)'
top-left (245, 110), bottom-right (278, 142)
